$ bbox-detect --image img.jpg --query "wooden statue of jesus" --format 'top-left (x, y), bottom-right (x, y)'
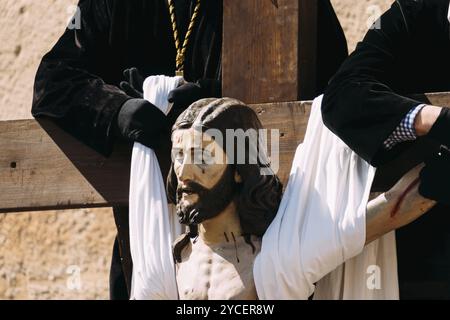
top-left (166, 97), bottom-right (436, 300)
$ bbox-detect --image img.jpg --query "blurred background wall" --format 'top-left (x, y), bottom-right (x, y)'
top-left (0, 0), bottom-right (392, 299)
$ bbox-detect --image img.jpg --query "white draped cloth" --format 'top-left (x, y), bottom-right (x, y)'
top-left (129, 75), bottom-right (184, 300)
top-left (128, 82), bottom-right (399, 299)
top-left (254, 95), bottom-right (399, 300)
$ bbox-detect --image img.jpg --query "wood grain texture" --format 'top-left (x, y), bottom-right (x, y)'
top-left (222, 0), bottom-right (317, 104)
top-left (251, 100), bottom-right (311, 183)
top-left (0, 119), bottom-right (132, 213)
top-left (1, 92), bottom-right (450, 213)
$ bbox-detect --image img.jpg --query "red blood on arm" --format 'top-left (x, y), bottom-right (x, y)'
top-left (390, 177), bottom-right (421, 218)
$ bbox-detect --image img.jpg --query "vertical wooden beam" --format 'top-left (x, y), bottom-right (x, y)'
top-left (222, 0), bottom-right (317, 104)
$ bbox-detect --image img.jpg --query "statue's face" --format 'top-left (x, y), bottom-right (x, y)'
top-left (171, 128), bottom-right (240, 224)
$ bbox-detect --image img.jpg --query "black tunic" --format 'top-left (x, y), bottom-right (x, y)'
top-left (32, 0), bottom-right (222, 157)
top-left (323, 0), bottom-right (450, 165)
top-left (31, 0), bottom-right (348, 299)
top-left (322, 0), bottom-right (450, 299)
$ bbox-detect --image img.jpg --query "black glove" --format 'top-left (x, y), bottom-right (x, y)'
top-left (419, 147), bottom-right (450, 205)
top-left (114, 99), bottom-right (168, 149)
top-left (427, 107), bottom-right (450, 148)
top-left (167, 78), bottom-right (221, 112)
top-left (120, 67), bottom-right (145, 99)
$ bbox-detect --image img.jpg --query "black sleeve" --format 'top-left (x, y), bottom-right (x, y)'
top-left (322, 0), bottom-right (427, 166)
top-left (31, 0), bottom-right (131, 156)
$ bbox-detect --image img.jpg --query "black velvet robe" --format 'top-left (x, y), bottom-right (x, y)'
top-left (323, 0), bottom-right (450, 165)
top-left (31, 0), bottom-right (347, 299)
top-left (323, 0), bottom-right (450, 299)
top-left (32, 0), bottom-right (222, 157)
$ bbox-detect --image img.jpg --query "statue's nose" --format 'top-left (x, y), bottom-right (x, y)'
top-left (179, 161), bottom-right (195, 182)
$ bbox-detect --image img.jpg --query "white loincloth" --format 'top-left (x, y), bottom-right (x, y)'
top-left (253, 95), bottom-right (399, 300)
top-left (129, 75), bottom-right (184, 300)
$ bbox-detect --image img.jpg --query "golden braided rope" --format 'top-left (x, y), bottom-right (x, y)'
top-left (168, 0), bottom-right (201, 77)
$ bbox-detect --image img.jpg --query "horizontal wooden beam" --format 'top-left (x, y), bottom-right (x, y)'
top-left (1, 92), bottom-right (449, 213)
top-left (0, 102), bottom-right (310, 213)
top-left (0, 118), bottom-right (132, 213)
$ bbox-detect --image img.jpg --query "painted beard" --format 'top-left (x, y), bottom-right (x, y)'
top-left (176, 166), bottom-right (238, 225)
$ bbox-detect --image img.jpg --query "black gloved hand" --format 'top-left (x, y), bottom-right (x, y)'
top-left (419, 146), bottom-right (450, 205)
top-left (167, 78), bottom-right (221, 112)
top-left (114, 99), bottom-right (168, 149)
top-left (427, 107), bottom-right (450, 148)
top-left (120, 67), bottom-right (145, 99)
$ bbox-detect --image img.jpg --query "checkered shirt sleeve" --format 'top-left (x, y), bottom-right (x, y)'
top-left (383, 104), bottom-right (426, 150)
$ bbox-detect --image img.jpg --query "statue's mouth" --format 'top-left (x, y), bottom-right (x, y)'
top-left (181, 187), bottom-right (196, 195)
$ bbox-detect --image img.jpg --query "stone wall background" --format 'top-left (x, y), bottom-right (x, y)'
top-left (0, 0), bottom-right (392, 299)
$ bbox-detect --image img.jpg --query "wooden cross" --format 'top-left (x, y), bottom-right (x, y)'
top-left (0, 0), bottom-right (448, 214)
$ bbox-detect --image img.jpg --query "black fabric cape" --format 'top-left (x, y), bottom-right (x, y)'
top-left (31, 0), bottom-right (347, 298)
top-left (323, 0), bottom-right (450, 299)
top-left (32, 0), bottom-right (222, 157)
top-left (322, 0), bottom-right (450, 166)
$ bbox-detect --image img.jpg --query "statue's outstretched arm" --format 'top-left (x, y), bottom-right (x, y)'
top-left (365, 164), bottom-right (436, 245)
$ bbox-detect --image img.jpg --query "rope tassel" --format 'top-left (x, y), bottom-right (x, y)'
top-left (168, 0), bottom-right (201, 77)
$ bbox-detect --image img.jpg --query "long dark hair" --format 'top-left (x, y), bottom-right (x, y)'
top-left (167, 98), bottom-right (283, 261)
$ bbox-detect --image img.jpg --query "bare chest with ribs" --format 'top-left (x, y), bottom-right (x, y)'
top-left (176, 236), bottom-right (261, 300)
